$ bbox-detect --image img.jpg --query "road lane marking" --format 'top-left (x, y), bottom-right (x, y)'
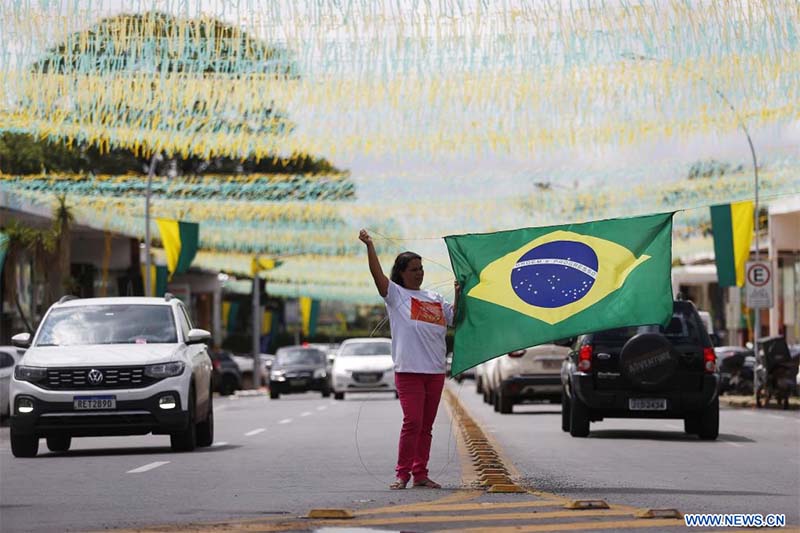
top-left (279, 418), bottom-right (292, 424)
top-left (300, 411), bottom-right (312, 417)
top-left (316, 406), bottom-right (327, 411)
top-left (127, 461), bottom-right (169, 474)
top-left (245, 428), bottom-right (265, 436)
top-left (766, 414), bottom-right (784, 420)
top-left (725, 441), bottom-right (744, 447)
top-left (212, 442), bottom-right (228, 447)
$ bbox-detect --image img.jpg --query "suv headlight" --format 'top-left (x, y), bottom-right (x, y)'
top-left (144, 362), bottom-right (185, 378)
top-left (313, 368), bottom-right (327, 379)
top-left (14, 365), bottom-right (47, 383)
top-left (271, 370), bottom-right (286, 380)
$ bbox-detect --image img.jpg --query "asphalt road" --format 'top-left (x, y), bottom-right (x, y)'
top-left (1, 382), bottom-right (799, 532)
top-left (452, 379), bottom-right (800, 524)
top-left (0, 390), bottom-right (461, 532)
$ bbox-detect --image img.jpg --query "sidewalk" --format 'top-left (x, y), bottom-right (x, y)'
top-left (720, 394), bottom-right (800, 410)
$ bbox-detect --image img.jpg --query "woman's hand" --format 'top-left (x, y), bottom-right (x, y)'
top-left (359, 228), bottom-right (373, 246)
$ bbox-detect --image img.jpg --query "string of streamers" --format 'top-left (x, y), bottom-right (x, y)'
top-left (0, 1), bottom-right (798, 303)
top-left (0, 1), bottom-right (796, 160)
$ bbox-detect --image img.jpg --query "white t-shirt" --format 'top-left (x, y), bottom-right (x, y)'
top-left (384, 280), bottom-right (454, 373)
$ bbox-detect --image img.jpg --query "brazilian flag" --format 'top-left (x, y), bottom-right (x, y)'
top-left (156, 219), bottom-right (199, 280)
top-left (444, 213), bottom-right (675, 375)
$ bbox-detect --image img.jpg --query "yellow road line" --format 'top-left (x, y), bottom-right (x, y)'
top-left (318, 508), bottom-right (636, 527)
top-left (440, 518), bottom-right (689, 532)
top-left (359, 498), bottom-right (578, 515)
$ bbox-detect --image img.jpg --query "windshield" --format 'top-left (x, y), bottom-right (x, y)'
top-left (36, 305), bottom-right (178, 346)
top-left (276, 348), bottom-right (326, 365)
top-left (339, 342), bottom-right (392, 356)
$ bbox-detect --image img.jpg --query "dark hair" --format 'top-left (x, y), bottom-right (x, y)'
top-left (390, 251), bottom-right (422, 287)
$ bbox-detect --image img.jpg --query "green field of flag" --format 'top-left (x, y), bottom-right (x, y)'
top-left (444, 213), bottom-right (675, 375)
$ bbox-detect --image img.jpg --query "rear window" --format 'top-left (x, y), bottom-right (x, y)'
top-left (340, 342), bottom-right (392, 356)
top-left (590, 306), bottom-right (708, 345)
top-left (36, 305), bottom-right (178, 346)
top-left (276, 348), bottom-right (326, 365)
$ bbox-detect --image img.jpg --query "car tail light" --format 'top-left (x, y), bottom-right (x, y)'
top-left (578, 345), bottom-right (592, 372)
top-left (212, 359), bottom-right (221, 370)
top-left (508, 349), bottom-right (526, 358)
top-left (703, 347), bottom-right (716, 373)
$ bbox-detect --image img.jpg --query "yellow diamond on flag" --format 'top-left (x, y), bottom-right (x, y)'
top-left (468, 230), bottom-right (650, 325)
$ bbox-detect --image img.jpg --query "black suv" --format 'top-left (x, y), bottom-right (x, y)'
top-left (561, 300), bottom-right (719, 439)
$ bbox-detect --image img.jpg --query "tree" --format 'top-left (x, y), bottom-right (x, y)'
top-left (2, 12), bottom-right (344, 179)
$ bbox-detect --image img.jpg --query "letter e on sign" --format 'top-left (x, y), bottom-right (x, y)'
top-left (745, 261), bottom-right (773, 308)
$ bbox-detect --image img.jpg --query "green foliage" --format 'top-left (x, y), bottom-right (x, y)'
top-left (2, 11), bottom-right (343, 177)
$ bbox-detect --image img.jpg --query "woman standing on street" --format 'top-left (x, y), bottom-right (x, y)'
top-left (359, 229), bottom-right (460, 490)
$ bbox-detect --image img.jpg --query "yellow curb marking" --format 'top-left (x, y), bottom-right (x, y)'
top-left (440, 518), bottom-right (693, 533)
top-left (307, 508), bottom-right (353, 519)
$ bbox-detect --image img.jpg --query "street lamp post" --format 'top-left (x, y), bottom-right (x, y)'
top-left (144, 153), bottom-right (160, 296)
top-left (622, 53), bottom-right (761, 396)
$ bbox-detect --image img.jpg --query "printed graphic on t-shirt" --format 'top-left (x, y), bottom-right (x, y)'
top-left (410, 298), bottom-right (445, 326)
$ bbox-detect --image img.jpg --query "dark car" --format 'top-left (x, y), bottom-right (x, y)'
top-left (211, 350), bottom-right (243, 396)
top-left (268, 346), bottom-right (331, 399)
top-left (561, 300), bottom-right (719, 439)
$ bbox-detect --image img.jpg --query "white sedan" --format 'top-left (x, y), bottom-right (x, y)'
top-left (331, 338), bottom-right (395, 400)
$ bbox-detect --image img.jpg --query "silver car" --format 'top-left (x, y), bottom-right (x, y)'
top-left (331, 338), bottom-right (395, 400)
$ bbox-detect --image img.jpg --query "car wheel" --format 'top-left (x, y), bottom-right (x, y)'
top-left (697, 396), bottom-right (719, 440)
top-left (269, 389), bottom-right (280, 399)
top-left (683, 416), bottom-right (700, 434)
top-left (497, 390), bottom-right (513, 414)
top-left (221, 375), bottom-right (237, 396)
top-left (569, 394), bottom-right (590, 437)
top-left (334, 392), bottom-right (344, 400)
top-left (11, 429), bottom-right (39, 458)
top-left (321, 387), bottom-right (331, 398)
top-left (171, 388), bottom-right (197, 452)
top-left (493, 391), bottom-right (501, 412)
top-left (196, 389), bottom-right (214, 448)
top-left (561, 388), bottom-right (571, 432)
top-left (46, 434), bottom-right (71, 452)
top-left (475, 375), bottom-right (483, 394)
top-left (486, 388), bottom-right (494, 404)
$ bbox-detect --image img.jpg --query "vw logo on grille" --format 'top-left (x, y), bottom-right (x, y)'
top-left (87, 369), bottom-right (104, 384)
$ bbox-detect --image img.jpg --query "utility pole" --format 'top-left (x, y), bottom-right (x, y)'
top-left (252, 274), bottom-right (261, 389)
top-left (144, 153), bottom-right (160, 296)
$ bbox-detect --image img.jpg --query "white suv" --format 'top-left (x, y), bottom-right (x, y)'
top-left (9, 295), bottom-right (213, 457)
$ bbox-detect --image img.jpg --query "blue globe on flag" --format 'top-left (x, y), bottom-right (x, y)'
top-left (510, 240), bottom-right (598, 308)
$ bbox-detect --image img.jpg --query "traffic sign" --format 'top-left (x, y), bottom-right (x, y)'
top-left (745, 261), bottom-right (773, 308)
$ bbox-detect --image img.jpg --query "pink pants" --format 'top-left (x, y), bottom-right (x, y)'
top-left (394, 372), bottom-right (446, 482)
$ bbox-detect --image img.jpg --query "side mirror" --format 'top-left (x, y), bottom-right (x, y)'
top-left (186, 328), bottom-right (212, 345)
top-left (12, 332), bottom-right (31, 348)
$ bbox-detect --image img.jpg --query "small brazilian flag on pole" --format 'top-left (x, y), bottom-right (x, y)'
top-left (710, 201), bottom-right (754, 287)
top-left (444, 213), bottom-right (675, 375)
top-left (156, 219), bottom-right (199, 280)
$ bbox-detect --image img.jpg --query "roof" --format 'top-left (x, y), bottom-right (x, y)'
top-left (56, 297), bottom-right (175, 307)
